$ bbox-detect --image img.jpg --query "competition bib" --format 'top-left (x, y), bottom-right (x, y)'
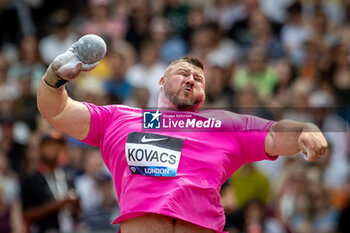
top-left (125, 132), bottom-right (183, 177)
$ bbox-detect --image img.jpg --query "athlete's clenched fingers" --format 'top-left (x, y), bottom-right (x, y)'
top-left (312, 141), bottom-right (327, 160)
top-left (303, 146), bottom-right (317, 162)
top-left (72, 62), bottom-right (83, 79)
top-left (312, 132), bottom-right (328, 158)
top-left (82, 61), bottom-right (99, 71)
top-left (298, 131), bottom-right (327, 162)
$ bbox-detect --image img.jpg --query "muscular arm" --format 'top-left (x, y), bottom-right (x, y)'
top-left (265, 120), bottom-right (328, 161)
top-left (37, 66), bottom-right (90, 140)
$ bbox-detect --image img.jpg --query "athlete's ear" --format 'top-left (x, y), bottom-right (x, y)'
top-left (159, 76), bottom-right (165, 87)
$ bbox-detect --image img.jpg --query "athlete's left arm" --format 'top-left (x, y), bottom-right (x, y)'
top-left (264, 120), bottom-right (328, 162)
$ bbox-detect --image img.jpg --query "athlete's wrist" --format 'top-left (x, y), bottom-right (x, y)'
top-left (43, 64), bottom-right (68, 89)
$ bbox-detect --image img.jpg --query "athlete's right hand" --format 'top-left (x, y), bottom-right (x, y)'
top-left (51, 43), bottom-right (99, 81)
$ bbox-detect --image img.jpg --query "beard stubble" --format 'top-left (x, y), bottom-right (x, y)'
top-left (164, 80), bottom-right (203, 111)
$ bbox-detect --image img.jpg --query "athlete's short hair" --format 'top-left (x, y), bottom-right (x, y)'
top-left (164, 57), bottom-right (204, 76)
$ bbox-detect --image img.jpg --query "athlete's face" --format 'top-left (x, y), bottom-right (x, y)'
top-left (160, 62), bottom-right (205, 111)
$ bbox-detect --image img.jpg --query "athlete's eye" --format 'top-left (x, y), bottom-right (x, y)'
top-left (179, 71), bottom-right (189, 76)
top-left (194, 77), bottom-right (203, 83)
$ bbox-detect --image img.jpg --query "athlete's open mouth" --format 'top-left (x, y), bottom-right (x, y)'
top-left (184, 87), bottom-right (193, 93)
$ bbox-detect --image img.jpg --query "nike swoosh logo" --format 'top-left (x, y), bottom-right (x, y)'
top-left (141, 135), bottom-right (167, 143)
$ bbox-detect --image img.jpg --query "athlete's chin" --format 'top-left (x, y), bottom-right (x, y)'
top-left (176, 99), bottom-right (203, 111)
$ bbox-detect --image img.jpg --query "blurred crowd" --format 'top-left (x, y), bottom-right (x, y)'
top-left (0, 0), bottom-right (350, 232)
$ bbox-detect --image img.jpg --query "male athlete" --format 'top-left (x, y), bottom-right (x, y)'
top-left (37, 44), bottom-right (327, 233)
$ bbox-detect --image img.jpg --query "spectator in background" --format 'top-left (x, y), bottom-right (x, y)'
top-left (163, 0), bottom-right (190, 39)
top-left (223, 179), bottom-right (286, 233)
top-left (110, 40), bottom-right (137, 72)
top-left (303, 0), bottom-right (346, 26)
top-left (306, 6), bottom-right (338, 85)
top-left (189, 24), bottom-right (217, 61)
top-left (307, 184), bottom-right (339, 233)
top-left (272, 158), bottom-right (340, 233)
top-left (248, 12), bottom-right (284, 61)
top-left (281, 1), bottom-right (311, 65)
top-left (223, 163), bottom-right (271, 233)
top-left (74, 75), bottom-right (109, 106)
top-left (149, 17), bottom-right (187, 64)
top-left (233, 46), bottom-right (277, 100)
top-left (259, 0), bottom-right (294, 23)
top-left (124, 87), bottom-right (150, 109)
top-left (21, 133), bottom-right (41, 175)
top-left (205, 23), bottom-right (239, 66)
top-left (0, 113), bottom-right (26, 174)
top-left (185, 5), bottom-right (208, 44)
top-left (21, 135), bottom-right (79, 233)
top-left (228, 0), bottom-right (275, 49)
top-left (272, 59), bottom-right (296, 107)
top-left (235, 83), bottom-right (274, 120)
top-left (0, 54), bottom-right (19, 102)
top-left (0, 164), bottom-right (25, 233)
top-left (26, 0), bottom-right (83, 39)
top-left (63, 138), bottom-right (86, 180)
top-left (13, 70), bottom-right (38, 131)
top-left (326, 44), bottom-right (350, 107)
top-left (243, 199), bottom-right (287, 233)
top-left (228, 7), bottom-right (284, 60)
top-left (204, 51), bottom-right (235, 107)
top-left (39, 10), bottom-right (78, 65)
top-left (80, 0), bottom-right (127, 42)
top-left (7, 36), bottom-right (46, 91)
top-left (275, 162), bottom-right (309, 231)
top-left (220, 180), bottom-right (240, 233)
top-left (75, 148), bottom-right (118, 232)
top-left (0, 150), bottom-right (23, 233)
top-left (125, 0), bottom-right (151, 51)
top-left (231, 164), bottom-right (270, 209)
top-left (190, 23), bottom-right (239, 63)
top-left (299, 40), bottom-right (321, 84)
top-left (0, 149), bottom-right (20, 202)
top-left (282, 79), bottom-right (314, 122)
top-left (21, 115), bottom-right (52, 175)
top-left (103, 50), bottom-right (133, 104)
top-left (307, 6), bottom-right (337, 54)
top-left (203, 0), bottom-right (243, 31)
top-left (126, 40), bottom-right (167, 107)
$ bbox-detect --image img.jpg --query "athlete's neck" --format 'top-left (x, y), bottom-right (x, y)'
top-left (157, 91), bottom-right (199, 112)
top-left (157, 92), bottom-right (178, 110)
